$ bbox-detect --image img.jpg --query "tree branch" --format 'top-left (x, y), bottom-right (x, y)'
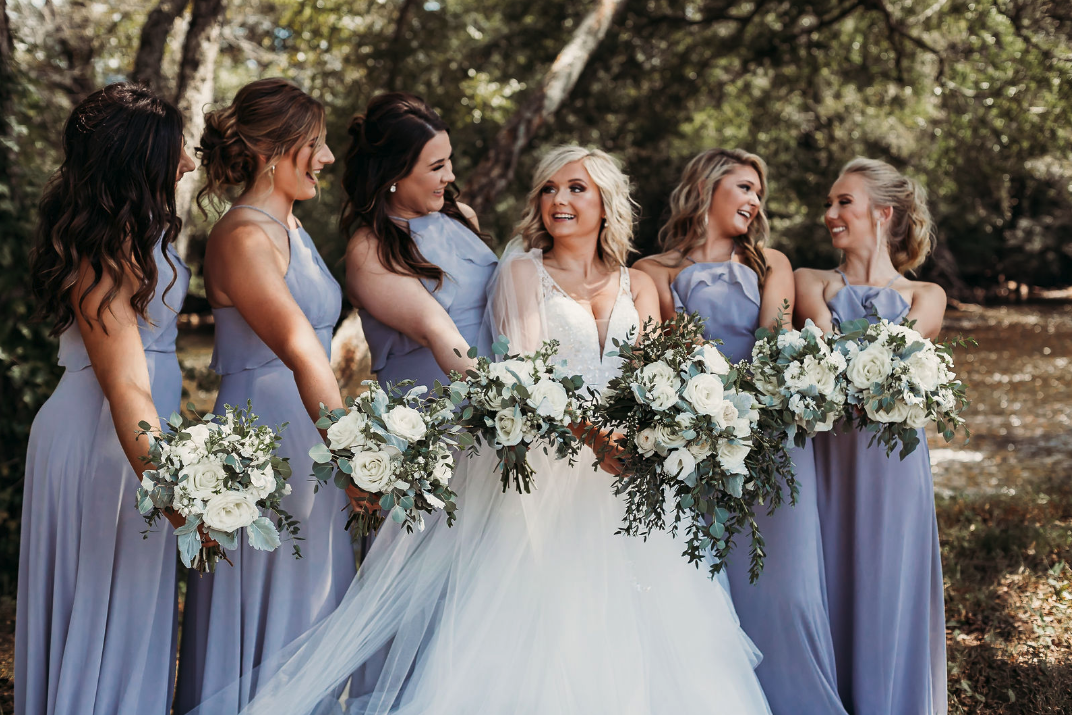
top-left (131, 0), bottom-right (188, 93)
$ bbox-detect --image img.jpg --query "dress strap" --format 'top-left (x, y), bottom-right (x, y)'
top-left (230, 204), bottom-right (293, 233)
top-left (835, 269), bottom-right (851, 287)
top-left (882, 274), bottom-right (900, 289)
top-left (619, 265), bottom-right (631, 294)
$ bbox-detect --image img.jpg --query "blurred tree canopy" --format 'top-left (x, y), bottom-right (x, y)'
top-left (1, 0), bottom-right (1071, 591)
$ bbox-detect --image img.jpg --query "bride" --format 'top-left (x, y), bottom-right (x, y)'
top-left (192, 146), bottom-right (772, 714)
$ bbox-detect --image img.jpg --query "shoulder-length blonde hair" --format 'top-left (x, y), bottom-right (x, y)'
top-left (515, 145), bottom-right (636, 267)
top-left (658, 148), bottom-right (771, 287)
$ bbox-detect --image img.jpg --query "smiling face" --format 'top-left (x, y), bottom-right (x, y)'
top-left (271, 131), bottom-right (335, 202)
top-left (539, 160), bottom-right (605, 247)
top-left (707, 164), bottom-right (762, 240)
top-left (825, 172), bottom-right (887, 251)
top-left (390, 130), bottom-right (455, 218)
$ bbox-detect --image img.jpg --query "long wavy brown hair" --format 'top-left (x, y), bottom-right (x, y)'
top-left (340, 92), bottom-right (483, 289)
top-left (30, 83), bottom-right (184, 335)
top-left (658, 148), bottom-right (771, 287)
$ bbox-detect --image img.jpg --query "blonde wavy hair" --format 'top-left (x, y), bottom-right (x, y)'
top-left (658, 148), bottom-right (770, 287)
top-left (840, 157), bottom-right (935, 274)
top-left (515, 145), bottom-right (636, 267)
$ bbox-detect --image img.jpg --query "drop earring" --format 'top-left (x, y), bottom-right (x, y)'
top-left (390, 184), bottom-right (397, 193)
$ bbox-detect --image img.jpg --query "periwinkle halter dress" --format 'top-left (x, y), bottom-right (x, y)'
top-left (671, 251), bottom-right (847, 715)
top-left (360, 211), bottom-right (497, 392)
top-left (812, 270), bottom-right (947, 715)
top-left (16, 242), bottom-right (188, 715)
top-left (175, 207), bottom-right (355, 713)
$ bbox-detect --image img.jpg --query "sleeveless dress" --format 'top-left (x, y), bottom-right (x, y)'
top-left (671, 251), bottom-right (847, 715)
top-left (16, 242), bottom-right (189, 715)
top-left (360, 211), bottom-right (497, 391)
top-left (175, 208), bottom-right (355, 712)
top-left (190, 248), bottom-right (772, 715)
top-left (812, 270), bottom-right (947, 715)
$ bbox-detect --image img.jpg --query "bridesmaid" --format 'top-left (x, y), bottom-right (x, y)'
top-left (17, 83), bottom-right (195, 714)
top-left (796, 157), bottom-right (947, 714)
top-left (636, 148), bottom-right (847, 715)
top-left (174, 79), bottom-right (360, 712)
top-left (342, 91), bottom-right (497, 395)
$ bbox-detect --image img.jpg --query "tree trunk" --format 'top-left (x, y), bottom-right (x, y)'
top-left (48, 0), bottom-right (96, 105)
top-left (131, 0), bottom-right (188, 94)
top-left (0, 0), bottom-right (16, 199)
top-left (173, 0), bottom-right (225, 262)
top-left (330, 311), bottom-right (373, 394)
top-left (384, 0), bottom-right (420, 91)
top-left (462, 0), bottom-right (626, 216)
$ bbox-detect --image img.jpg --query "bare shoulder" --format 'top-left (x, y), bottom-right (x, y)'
top-left (761, 247), bottom-right (792, 272)
top-left (909, 279), bottom-right (947, 305)
top-left (209, 219), bottom-right (277, 263)
top-left (456, 202), bottom-right (477, 221)
top-left (793, 266), bottom-right (834, 286)
top-left (628, 266), bottom-right (658, 295)
top-left (633, 253), bottom-right (677, 283)
top-left (345, 225), bottom-right (381, 267)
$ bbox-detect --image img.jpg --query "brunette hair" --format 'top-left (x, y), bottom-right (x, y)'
top-left (515, 145), bottom-right (637, 267)
top-left (840, 157), bottom-right (935, 274)
top-left (30, 82), bottom-right (184, 335)
top-left (197, 78), bottom-right (326, 210)
top-left (658, 148), bottom-right (770, 287)
top-left (340, 92), bottom-right (481, 288)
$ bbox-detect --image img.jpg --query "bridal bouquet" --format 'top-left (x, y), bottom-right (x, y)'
top-left (595, 312), bottom-right (795, 582)
top-left (751, 313), bottom-right (847, 447)
top-left (834, 317), bottom-right (971, 458)
top-left (310, 381), bottom-right (460, 536)
top-left (438, 338), bottom-right (588, 494)
top-left (135, 401), bottom-right (299, 573)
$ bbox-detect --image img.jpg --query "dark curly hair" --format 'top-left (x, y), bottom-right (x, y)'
top-left (30, 82), bottom-right (184, 336)
top-left (340, 92), bottom-right (482, 289)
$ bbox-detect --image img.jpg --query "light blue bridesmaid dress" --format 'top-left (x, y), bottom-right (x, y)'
top-left (812, 270), bottom-right (947, 715)
top-left (174, 207), bottom-right (356, 713)
top-left (16, 242), bottom-right (188, 715)
top-left (671, 249), bottom-right (847, 715)
top-left (360, 211), bottom-right (497, 391)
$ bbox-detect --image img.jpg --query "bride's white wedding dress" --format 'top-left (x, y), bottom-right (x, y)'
top-left (193, 248), bottom-right (771, 715)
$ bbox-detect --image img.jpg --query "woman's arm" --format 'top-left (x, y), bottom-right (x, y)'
top-left (905, 282), bottom-right (947, 339)
top-left (632, 256), bottom-right (675, 322)
top-left (346, 231), bottom-right (475, 376)
top-left (758, 248), bottom-right (795, 330)
top-left (793, 268), bottom-right (835, 333)
top-left (629, 267), bottom-right (661, 338)
top-left (212, 225), bottom-right (343, 421)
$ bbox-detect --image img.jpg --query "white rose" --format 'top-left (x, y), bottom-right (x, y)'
top-left (634, 427), bottom-right (657, 456)
top-left (202, 491), bottom-right (260, 532)
top-left (692, 345), bottom-right (730, 375)
top-left (184, 423), bottom-right (215, 450)
top-left (886, 323), bottom-right (924, 344)
top-left (327, 410), bottom-right (367, 450)
top-left (687, 438), bottom-right (713, 460)
top-left (864, 398), bottom-right (912, 424)
top-left (827, 351), bottom-right (847, 372)
top-left (383, 405), bottom-right (427, 443)
top-left (711, 399), bottom-right (740, 431)
top-left (663, 449), bottom-right (697, 481)
top-left (528, 379), bottom-right (569, 422)
top-left (640, 361), bottom-right (680, 392)
top-left (490, 359), bottom-right (534, 387)
top-left (247, 465), bottom-right (275, 500)
top-left (903, 350), bottom-right (942, 392)
top-left (654, 423), bottom-right (687, 450)
top-left (180, 459), bottom-right (227, 499)
top-left (801, 322), bottom-right (825, 343)
top-left (350, 446), bottom-right (402, 492)
top-left (846, 342), bottom-right (894, 390)
top-left (905, 403), bottom-right (930, 429)
top-left (646, 384), bottom-right (680, 411)
top-left (494, 409), bottom-right (525, 447)
top-left (777, 332), bottom-right (805, 351)
top-left (168, 438), bottom-right (204, 468)
top-left (717, 439), bottom-right (751, 475)
top-left (806, 355), bottom-right (838, 396)
top-left (731, 416), bottom-right (753, 438)
top-left (681, 373), bottom-right (725, 416)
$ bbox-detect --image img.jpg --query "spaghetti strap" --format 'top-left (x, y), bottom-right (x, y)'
top-left (619, 265), bottom-right (631, 293)
top-left (230, 204), bottom-right (293, 233)
top-left (882, 275), bottom-right (900, 289)
top-left (835, 269), bottom-right (850, 287)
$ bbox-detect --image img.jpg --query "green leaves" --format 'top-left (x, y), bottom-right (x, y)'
top-left (309, 442), bottom-right (333, 464)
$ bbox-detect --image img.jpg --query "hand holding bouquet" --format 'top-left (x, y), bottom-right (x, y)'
top-left (438, 338), bottom-right (589, 494)
top-left (834, 317), bottom-right (971, 458)
top-left (594, 312), bottom-right (795, 582)
top-left (310, 381), bottom-right (460, 536)
top-left (136, 401), bottom-right (299, 573)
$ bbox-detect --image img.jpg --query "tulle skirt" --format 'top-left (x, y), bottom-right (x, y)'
top-left (191, 446), bottom-right (772, 715)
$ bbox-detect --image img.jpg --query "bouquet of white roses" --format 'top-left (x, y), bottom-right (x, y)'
top-left (834, 317), bottom-right (971, 458)
top-left (136, 401), bottom-right (299, 573)
top-left (594, 312), bottom-right (796, 582)
top-left (437, 338), bottom-right (588, 494)
top-left (751, 311), bottom-right (847, 448)
top-left (309, 381), bottom-right (460, 536)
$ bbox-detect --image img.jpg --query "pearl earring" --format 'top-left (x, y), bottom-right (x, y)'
top-left (390, 184), bottom-right (397, 193)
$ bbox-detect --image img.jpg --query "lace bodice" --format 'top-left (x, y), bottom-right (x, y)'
top-left (536, 256), bottom-right (640, 393)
